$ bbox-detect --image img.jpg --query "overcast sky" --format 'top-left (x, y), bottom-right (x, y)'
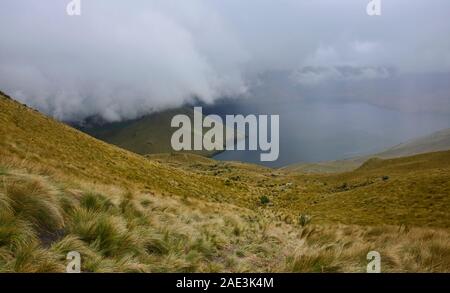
top-left (1, 0), bottom-right (449, 121)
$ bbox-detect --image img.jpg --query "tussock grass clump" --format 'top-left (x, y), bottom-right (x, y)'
top-left (4, 177), bottom-right (64, 232)
top-left (285, 251), bottom-right (341, 272)
top-left (68, 207), bottom-right (139, 257)
top-left (50, 235), bottom-right (98, 260)
top-left (7, 243), bottom-right (64, 273)
top-left (119, 195), bottom-right (145, 221)
top-left (0, 181), bottom-right (41, 250)
top-left (0, 215), bottom-right (36, 250)
top-left (79, 192), bottom-right (115, 212)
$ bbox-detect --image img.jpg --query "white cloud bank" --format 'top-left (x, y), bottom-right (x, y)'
top-left (0, 0), bottom-right (449, 121)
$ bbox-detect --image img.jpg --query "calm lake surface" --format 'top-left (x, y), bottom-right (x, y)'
top-left (205, 100), bottom-right (450, 168)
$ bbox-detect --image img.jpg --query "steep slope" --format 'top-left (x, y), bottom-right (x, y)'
top-left (1, 91), bottom-right (450, 272)
top-left (284, 128), bottom-right (450, 173)
top-left (77, 108), bottom-right (214, 157)
top-left (77, 107), bottom-right (244, 158)
top-left (0, 92), bottom-right (267, 208)
top-left (2, 91), bottom-right (450, 227)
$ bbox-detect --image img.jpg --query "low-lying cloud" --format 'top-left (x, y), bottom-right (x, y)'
top-left (1, 0), bottom-right (449, 121)
top-left (0, 0), bottom-right (249, 121)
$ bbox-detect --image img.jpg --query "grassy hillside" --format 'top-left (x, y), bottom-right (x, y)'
top-left (78, 107), bottom-right (244, 158)
top-left (285, 128), bottom-right (450, 174)
top-left (1, 91), bottom-right (450, 272)
top-left (0, 93), bottom-right (256, 205)
top-left (77, 107), bottom-right (216, 157)
top-left (275, 152), bottom-right (450, 227)
top-left (3, 166), bottom-right (449, 272)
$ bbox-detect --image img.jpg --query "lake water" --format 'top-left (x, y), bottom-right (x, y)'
top-left (205, 100), bottom-right (450, 168)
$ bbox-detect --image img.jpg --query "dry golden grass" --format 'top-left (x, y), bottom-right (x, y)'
top-left (1, 93), bottom-right (450, 272)
top-left (284, 224), bottom-right (450, 272)
top-left (270, 152), bottom-right (450, 227)
top-left (1, 166), bottom-right (450, 272)
top-left (2, 94), bottom-right (450, 228)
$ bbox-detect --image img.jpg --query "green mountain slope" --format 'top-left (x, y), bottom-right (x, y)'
top-left (78, 108), bottom-right (217, 157)
top-left (78, 107), bottom-right (245, 158)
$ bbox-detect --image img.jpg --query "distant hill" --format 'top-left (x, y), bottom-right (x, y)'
top-left (77, 107), bottom-right (212, 157)
top-left (376, 128), bottom-right (450, 158)
top-left (77, 107), bottom-right (244, 158)
top-left (284, 128), bottom-right (450, 173)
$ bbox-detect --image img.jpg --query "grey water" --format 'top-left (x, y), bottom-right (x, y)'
top-left (204, 100), bottom-right (450, 168)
